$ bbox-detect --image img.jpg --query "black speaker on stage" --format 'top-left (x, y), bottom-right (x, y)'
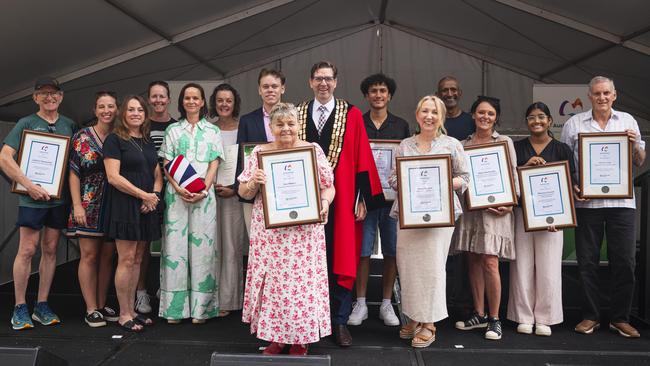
top-left (210, 353), bottom-right (330, 366)
top-left (0, 347), bottom-right (68, 366)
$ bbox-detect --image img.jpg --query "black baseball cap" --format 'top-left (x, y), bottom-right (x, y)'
top-left (34, 77), bottom-right (61, 91)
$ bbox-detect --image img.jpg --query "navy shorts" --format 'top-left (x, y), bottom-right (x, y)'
top-left (16, 205), bottom-right (69, 230)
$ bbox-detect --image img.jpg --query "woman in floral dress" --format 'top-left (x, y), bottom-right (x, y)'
top-left (67, 91), bottom-right (119, 327)
top-left (238, 103), bottom-right (335, 356)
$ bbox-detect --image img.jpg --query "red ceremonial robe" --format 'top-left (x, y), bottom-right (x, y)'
top-left (298, 100), bottom-right (384, 290)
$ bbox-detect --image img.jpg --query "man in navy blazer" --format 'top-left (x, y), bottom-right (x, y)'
top-left (235, 68), bottom-right (286, 232)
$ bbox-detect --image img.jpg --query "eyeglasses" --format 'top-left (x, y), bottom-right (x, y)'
top-left (312, 76), bottom-right (335, 83)
top-left (526, 114), bottom-right (548, 122)
top-left (47, 124), bottom-right (56, 133)
top-left (36, 91), bottom-right (62, 98)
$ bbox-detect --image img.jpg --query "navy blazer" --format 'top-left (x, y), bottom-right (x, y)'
top-left (235, 107), bottom-right (268, 203)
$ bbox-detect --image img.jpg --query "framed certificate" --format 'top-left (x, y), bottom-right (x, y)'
top-left (517, 161), bottom-right (577, 232)
top-left (578, 132), bottom-right (632, 198)
top-left (370, 139), bottom-right (401, 201)
top-left (12, 130), bottom-right (71, 199)
top-left (216, 143), bottom-right (238, 186)
top-left (464, 141), bottom-right (517, 210)
top-left (396, 154), bottom-right (454, 229)
top-left (258, 146), bottom-right (322, 229)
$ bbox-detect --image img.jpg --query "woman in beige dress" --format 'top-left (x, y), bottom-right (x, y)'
top-left (392, 95), bottom-right (469, 348)
top-left (452, 96), bottom-right (517, 341)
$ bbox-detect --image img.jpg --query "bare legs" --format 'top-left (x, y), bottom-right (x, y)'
top-left (13, 227), bottom-right (60, 305)
top-left (78, 238), bottom-right (115, 313)
top-left (115, 240), bottom-right (147, 329)
top-left (467, 252), bottom-right (501, 318)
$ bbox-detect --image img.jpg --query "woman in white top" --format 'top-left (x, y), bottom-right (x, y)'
top-left (209, 83), bottom-right (248, 316)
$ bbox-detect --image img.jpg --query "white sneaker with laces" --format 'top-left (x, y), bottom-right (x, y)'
top-left (347, 302), bottom-right (368, 325)
top-left (135, 291), bottom-right (152, 314)
top-left (379, 302), bottom-right (400, 326)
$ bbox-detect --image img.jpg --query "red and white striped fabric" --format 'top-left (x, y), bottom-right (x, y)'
top-left (165, 155), bottom-right (207, 193)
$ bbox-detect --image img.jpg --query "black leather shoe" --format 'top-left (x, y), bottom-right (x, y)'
top-left (334, 324), bottom-right (352, 347)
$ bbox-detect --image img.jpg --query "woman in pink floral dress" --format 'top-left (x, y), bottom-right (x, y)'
top-left (238, 103), bottom-right (335, 356)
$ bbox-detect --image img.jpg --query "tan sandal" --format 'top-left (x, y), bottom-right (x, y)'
top-left (399, 322), bottom-right (422, 339)
top-left (411, 324), bottom-right (436, 348)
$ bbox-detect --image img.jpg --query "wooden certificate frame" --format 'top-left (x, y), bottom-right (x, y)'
top-left (396, 154), bottom-right (454, 229)
top-left (12, 130), bottom-right (71, 199)
top-left (257, 146), bottom-right (322, 229)
top-left (578, 132), bottom-right (632, 199)
top-left (369, 139), bottom-right (401, 201)
top-left (517, 161), bottom-right (577, 232)
top-left (464, 141), bottom-right (517, 210)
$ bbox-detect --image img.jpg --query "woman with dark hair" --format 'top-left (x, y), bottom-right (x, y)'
top-left (209, 83), bottom-right (246, 317)
top-left (506, 102), bottom-right (575, 336)
top-left (452, 96), bottom-right (518, 341)
top-left (159, 83), bottom-right (224, 324)
top-left (67, 91), bottom-right (119, 327)
top-left (104, 95), bottom-right (162, 332)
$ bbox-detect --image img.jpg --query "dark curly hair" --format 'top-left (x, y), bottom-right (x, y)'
top-left (209, 83), bottom-right (241, 118)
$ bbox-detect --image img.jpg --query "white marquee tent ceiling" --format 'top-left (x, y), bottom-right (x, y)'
top-left (1, 0), bottom-right (649, 128)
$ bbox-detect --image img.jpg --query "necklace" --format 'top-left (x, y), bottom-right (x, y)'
top-left (128, 137), bottom-right (143, 152)
top-left (91, 126), bottom-right (105, 145)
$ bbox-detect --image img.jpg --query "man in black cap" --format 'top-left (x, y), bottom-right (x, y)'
top-left (0, 77), bottom-right (77, 330)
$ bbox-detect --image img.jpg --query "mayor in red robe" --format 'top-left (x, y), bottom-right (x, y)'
top-left (298, 61), bottom-right (384, 346)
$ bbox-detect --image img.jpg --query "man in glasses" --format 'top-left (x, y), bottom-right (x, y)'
top-left (0, 77), bottom-right (77, 330)
top-left (297, 61), bottom-right (384, 347)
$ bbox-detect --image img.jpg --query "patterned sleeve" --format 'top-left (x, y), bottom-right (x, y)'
top-left (450, 138), bottom-right (469, 194)
top-left (206, 126), bottom-right (224, 162)
top-left (68, 130), bottom-right (84, 176)
top-left (313, 143), bottom-right (333, 189)
top-left (237, 145), bottom-right (260, 183)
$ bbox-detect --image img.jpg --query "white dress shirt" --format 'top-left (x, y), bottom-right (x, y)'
top-left (311, 97), bottom-right (336, 127)
top-left (560, 108), bottom-right (645, 209)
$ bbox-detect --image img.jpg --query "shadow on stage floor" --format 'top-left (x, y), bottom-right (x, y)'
top-left (1, 260), bottom-right (650, 365)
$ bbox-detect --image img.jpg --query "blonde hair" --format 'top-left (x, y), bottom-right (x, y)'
top-left (415, 95), bottom-right (447, 136)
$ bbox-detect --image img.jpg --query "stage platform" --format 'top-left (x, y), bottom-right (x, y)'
top-left (1, 260), bottom-right (650, 365)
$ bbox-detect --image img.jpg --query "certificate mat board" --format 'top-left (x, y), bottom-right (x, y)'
top-left (369, 139), bottom-right (401, 201)
top-left (517, 161), bottom-right (577, 232)
top-left (12, 130), bottom-right (71, 199)
top-left (216, 143), bottom-right (238, 186)
top-left (464, 141), bottom-right (517, 210)
top-left (396, 154), bottom-right (454, 229)
top-left (258, 146), bottom-right (322, 229)
top-left (578, 132), bottom-right (632, 199)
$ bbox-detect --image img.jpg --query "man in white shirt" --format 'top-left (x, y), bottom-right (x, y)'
top-left (560, 76), bottom-right (646, 338)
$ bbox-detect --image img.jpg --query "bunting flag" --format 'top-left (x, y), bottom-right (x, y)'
top-left (165, 155), bottom-right (206, 193)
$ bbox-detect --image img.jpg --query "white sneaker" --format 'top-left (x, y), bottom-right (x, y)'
top-left (517, 323), bottom-right (533, 334)
top-left (347, 302), bottom-right (368, 325)
top-left (379, 302), bottom-right (400, 326)
top-left (535, 324), bottom-right (552, 336)
top-left (135, 291), bottom-right (152, 314)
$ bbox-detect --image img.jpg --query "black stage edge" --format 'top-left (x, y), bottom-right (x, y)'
top-left (1, 260), bottom-right (650, 365)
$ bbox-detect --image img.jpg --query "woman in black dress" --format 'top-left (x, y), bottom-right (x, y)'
top-left (104, 95), bottom-right (162, 331)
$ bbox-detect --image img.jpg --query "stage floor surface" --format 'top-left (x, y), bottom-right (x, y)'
top-left (1, 261), bottom-right (650, 365)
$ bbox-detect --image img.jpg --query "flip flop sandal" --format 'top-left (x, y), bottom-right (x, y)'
top-left (119, 319), bottom-right (143, 332)
top-left (411, 325), bottom-right (436, 348)
top-left (399, 323), bottom-right (422, 339)
top-left (134, 313), bottom-right (154, 326)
